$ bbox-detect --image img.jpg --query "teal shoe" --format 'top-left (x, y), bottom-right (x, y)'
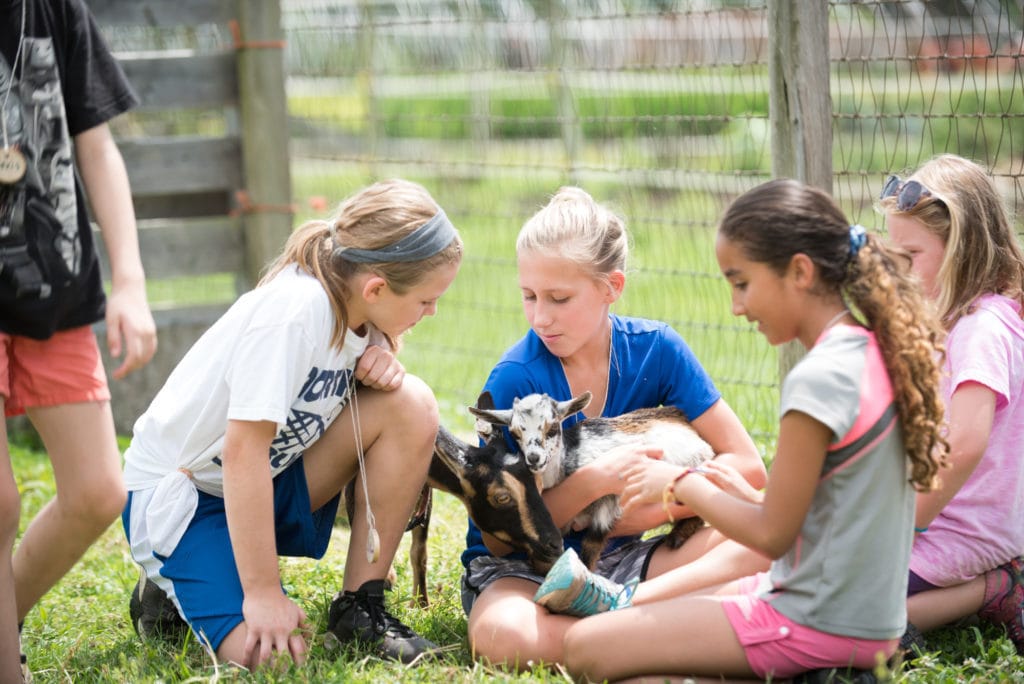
top-left (534, 547), bottom-right (638, 618)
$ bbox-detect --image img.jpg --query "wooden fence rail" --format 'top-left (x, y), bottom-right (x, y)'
top-left (85, 0), bottom-right (292, 434)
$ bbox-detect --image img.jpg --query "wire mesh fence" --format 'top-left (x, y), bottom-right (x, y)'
top-left (285, 0), bottom-right (1024, 445)
top-left (831, 1), bottom-right (1024, 227)
top-left (282, 0), bottom-right (782, 443)
top-left (102, 0), bottom-right (1024, 448)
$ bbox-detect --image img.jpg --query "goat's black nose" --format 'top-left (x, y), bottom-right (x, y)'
top-left (539, 540), bottom-right (563, 561)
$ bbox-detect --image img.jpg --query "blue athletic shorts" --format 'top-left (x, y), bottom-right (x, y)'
top-left (122, 458), bottom-right (342, 650)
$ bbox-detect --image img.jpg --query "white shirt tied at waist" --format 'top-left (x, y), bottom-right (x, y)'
top-left (146, 467), bottom-right (200, 557)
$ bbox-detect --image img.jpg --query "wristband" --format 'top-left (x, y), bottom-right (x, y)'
top-left (914, 526), bottom-right (928, 534)
top-left (661, 466), bottom-right (703, 523)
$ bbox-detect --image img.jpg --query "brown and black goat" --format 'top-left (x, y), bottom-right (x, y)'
top-left (345, 393), bottom-right (564, 606)
top-left (469, 391), bottom-right (715, 569)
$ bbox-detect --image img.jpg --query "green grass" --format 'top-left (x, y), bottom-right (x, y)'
top-left (287, 66), bottom-right (1024, 171)
top-left (288, 71), bottom-right (770, 139)
top-left (10, 436), bottom-right (1024, 683)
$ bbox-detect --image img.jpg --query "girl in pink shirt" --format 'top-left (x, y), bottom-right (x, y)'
top-left (883, 154), bottom-right (1024, 654)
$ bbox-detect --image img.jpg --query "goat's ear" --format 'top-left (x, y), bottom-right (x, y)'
top-left (558, 391), bottom-right (592, 418)
top-left (468, 405), bottom-right (514, 426)
top-left (433, 426), bottom-right (469, 470)
top-left (475, 391), bottom-right (496, 411)
top-left (474, 417), bottom-right (495, 441)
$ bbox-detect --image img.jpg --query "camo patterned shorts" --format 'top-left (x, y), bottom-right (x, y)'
top-left (460, 535), bottom-right (665, 615)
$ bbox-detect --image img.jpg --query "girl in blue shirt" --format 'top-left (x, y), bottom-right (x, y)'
top-left (461, 186), bottom-right (767, 669)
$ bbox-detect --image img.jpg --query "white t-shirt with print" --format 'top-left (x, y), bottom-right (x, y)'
top-left (123, 266), bottom-right (376, 554)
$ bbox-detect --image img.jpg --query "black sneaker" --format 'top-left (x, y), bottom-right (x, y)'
top-left (326, 579), bottom-right (439, 664)
top-left (897, 621), bottom-right (926, 659)
top-left (129, 575), bottom-right (188, 639)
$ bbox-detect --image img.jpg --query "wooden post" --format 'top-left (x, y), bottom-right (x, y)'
top-left (768, 0), bottom-right (832, 378)
top-left (235, 0), bottom-right (293, 288)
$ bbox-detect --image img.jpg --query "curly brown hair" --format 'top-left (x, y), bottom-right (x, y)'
top-left (719, 178), bottom-right (948, 490)
top-left (846, 238), bottom-right (949, 490)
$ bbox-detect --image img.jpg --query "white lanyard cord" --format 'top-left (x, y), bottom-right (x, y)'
top-left (348, 379), bottom-right (381, 563)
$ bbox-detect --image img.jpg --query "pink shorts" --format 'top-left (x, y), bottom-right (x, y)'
top-left (1, 326), bottom-right (110, 417)
top-left (721, 573), bottom-right (898, 679)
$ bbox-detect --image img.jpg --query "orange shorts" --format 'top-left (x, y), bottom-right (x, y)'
top-left (0, 326), bottom-right (110, 417)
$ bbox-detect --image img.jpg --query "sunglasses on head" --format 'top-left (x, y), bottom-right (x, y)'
top-left (880, 175), bottom-right (933, 212)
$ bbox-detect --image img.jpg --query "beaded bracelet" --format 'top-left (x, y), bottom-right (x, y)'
top-left (661, 466), bottom-right (703, 523)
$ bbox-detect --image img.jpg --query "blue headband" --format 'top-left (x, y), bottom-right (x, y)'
top-left (848, 224), bottom-right (867, 259)
top-left (335, 209), bottom-right (457, 264)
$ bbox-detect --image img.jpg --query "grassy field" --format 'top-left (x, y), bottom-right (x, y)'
top-left (11, 434), bottom-right (1024, 683)
top-left (25, 164), bottom-right (1021, 681)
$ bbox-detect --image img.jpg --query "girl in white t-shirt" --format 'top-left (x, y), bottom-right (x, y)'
top-left (883, 154), bottom-right (1024, 654)
top-left (121, 179), bottom-right (462, 670)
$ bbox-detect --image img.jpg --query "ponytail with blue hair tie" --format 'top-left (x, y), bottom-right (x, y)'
top-left (848, 224), bottom-right (867, 260)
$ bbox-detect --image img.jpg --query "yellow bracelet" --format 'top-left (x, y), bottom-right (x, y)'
top-left (662, 467), bottom-right (700, 524)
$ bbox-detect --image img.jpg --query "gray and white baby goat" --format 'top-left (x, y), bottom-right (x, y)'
top-left (470, 391), bottom-right (714, 569)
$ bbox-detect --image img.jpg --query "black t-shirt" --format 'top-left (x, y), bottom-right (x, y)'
top-left (0, 0), bottom-right (138, 339)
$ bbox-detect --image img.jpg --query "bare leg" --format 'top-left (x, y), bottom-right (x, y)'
top-left (467, 576), bottom-right (577, 670)
top-left (564, 594), bottom-right (753, 683)
top-left (216, 621), bottom-right (306, 671)
top-left (212, 376), bottom-right (439, 667)
top-left (301, 374), bottom-right (438, 590)
top-left (637, 527), bottom-right (770, 604)
top-left (908, 577), bottom-right (986, 632)
top-left (0, 415), bottom-right (24, 683)
top-left (216, 625), bottom-right (249, 669)
top-left (14, 401), bottom-right (125, 620)
top-left (466, 522), bottom-right (765, 670)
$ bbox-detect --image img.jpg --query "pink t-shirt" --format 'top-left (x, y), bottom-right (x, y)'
top-left (911, 294), bottom-right (1024, 585)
